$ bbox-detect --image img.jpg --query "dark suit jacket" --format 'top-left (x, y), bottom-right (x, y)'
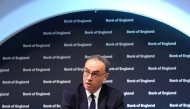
top-left (61, 83), bottom-right (125, 109)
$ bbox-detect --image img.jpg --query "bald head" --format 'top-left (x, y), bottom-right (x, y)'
top-left (86, 55), bottom-right (110, 73)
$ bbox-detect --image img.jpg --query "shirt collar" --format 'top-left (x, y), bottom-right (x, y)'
top-left (85, 86), bottom-right (102, 98)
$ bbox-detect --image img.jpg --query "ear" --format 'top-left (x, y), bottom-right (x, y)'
top-left (103, 73), bottom-right (109, 81)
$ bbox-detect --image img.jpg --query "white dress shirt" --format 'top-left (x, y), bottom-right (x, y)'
top-left (85, 87), bottom-right (101, 109)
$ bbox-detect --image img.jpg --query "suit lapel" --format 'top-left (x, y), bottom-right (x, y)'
top-left (79, 85), bottom-right (88, 109)
top-left (98, 84), bottom-right (108, 109)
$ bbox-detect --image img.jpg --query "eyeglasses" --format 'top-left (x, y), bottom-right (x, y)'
top-left (83, 70), bottom-right (107, 79)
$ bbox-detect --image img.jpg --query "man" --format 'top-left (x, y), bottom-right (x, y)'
top-left (61, 55), bottom-right (124, 109)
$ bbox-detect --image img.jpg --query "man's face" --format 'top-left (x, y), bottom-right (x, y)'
top-left (83, 59), bottom-right (109, 93)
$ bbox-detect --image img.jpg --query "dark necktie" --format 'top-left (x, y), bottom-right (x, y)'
top-left (90, 94), bottom-right (95, 109)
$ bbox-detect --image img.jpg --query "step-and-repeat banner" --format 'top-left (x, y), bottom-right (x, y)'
top-left (0, 10), bottom-right (190, 109)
